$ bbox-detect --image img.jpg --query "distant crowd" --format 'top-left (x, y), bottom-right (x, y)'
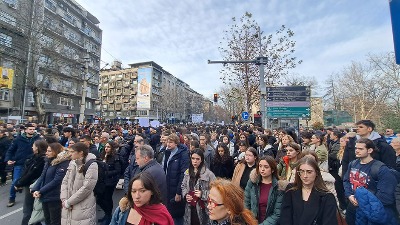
top-left (1, 120), bottom-right (400, 225)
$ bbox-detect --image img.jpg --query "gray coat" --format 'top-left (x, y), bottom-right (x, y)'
top-left (182, 166), bottom-right (216, 225)
top-left (61, 153), bottom-right (98, 225)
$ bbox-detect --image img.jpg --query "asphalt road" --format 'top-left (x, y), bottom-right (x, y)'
top-left (0, 181), bottom-right (125, 224)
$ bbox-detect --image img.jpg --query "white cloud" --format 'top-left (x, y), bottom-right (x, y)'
top-left (75, 0), bottom-right (395, 98)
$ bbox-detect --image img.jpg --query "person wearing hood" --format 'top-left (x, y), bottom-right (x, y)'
top-left (342, 120), bottom-right (396, 176)
top-left (5, 123), bottom-right (41, 207)
top-left (244, 156), bottom-right (283, 225)
top-left (60, 142), bottom-right (98, 225)
top-left (32, 143), bottom-right (70, 225)
top-left (136, 144), bottom-right (167, 205)
top-left (14, 140), bottom-right (47, 225)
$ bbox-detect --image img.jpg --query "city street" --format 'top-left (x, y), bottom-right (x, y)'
top-left (0, 181), bottom-right (125, 224)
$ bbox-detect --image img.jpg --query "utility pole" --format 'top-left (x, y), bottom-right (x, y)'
top-left (208, 26), bottom-right (267, 127)
top-left (79, 51), bottom-right (90, 124)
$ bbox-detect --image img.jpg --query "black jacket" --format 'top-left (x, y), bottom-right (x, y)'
top-left (140, 159), bottom-right (167, 204)
top-left (280, 186), bottom-right (337, 225)
top-left (15, 154), bottom-right (46, 187)
top-left (0, 136), bottom-right (11, 161)
top-left (211, 156), bottom-right (234, 179)
top-left (104, 154), bottom-right (121, 186)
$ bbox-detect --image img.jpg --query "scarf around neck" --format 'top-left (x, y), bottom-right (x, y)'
top-left (133, 203), bottom-right (174, 225)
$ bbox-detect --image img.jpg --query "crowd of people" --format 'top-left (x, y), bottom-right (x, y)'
top-left (0, 120), bottom-right (400, 225)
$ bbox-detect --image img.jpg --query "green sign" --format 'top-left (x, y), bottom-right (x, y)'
top-left (267, 107), bottom-right (310, 118)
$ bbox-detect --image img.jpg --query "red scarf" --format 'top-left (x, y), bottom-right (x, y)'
top-left (134, 204), bottom-right (174, 225)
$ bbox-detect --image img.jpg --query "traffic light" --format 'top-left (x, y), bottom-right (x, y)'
top-left (213, 93), bottom-right (218, 103)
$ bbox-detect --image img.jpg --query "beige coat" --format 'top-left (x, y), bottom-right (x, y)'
top-left (61, 153), bottom-right (98, 225)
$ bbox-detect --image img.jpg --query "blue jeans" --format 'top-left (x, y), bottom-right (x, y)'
top-left (9, 165), bottom-right (22, 201)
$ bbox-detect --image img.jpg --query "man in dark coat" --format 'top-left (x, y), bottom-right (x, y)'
top-left (163, 133), bottom-right (189, 225)
top-left (4, 123), bottom-right (40, 207)
top-left (149, 127), bottom-right (161, 151)
top-left (136, 144), bottom-right (167, 204)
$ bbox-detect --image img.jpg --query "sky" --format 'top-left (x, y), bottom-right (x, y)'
top-left (75, 0), bottom-right (395, 98)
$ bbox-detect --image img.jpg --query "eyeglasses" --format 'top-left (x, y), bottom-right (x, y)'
top-left (207, 197), bottom-right (223, 208)
top-left (297, 169), bottom-right (315, 176)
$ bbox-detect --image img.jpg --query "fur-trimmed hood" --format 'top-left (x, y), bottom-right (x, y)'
top-left (51, 150), bottom-right (71, 166)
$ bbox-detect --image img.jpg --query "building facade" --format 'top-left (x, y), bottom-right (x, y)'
top-left (98, 61), bottom-right (205, 123)
top-left (0, 0), bottom-right (102, 124)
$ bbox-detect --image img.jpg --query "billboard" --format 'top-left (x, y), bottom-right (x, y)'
top-left (137, 68), bottom-right (152, 110)
top-left (0, 67), bottom-right (14, 89)
top-left (390, 0), bottom-right (400, 64)
top-left (192, 113), bottom-right (203, 123)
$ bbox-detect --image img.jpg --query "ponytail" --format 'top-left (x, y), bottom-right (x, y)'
top-left (78, 156), bottom-right (87, 173)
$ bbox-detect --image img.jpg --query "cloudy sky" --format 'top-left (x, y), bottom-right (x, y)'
top-left (75, 0), bottom-right (395, 98)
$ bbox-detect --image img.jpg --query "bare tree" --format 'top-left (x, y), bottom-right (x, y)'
top-left (219, 12), bottom-right (302, 112)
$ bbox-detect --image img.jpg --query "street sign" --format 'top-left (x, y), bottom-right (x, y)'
top-left (267, 91), bottom-right (310, 97)
top-left (267, 111), bottom-right (311, 118)
top-left (267, 107), bottom-right (310, 113)
top-left (267, 101), bottom-right (310, 107)
top-left (266, 86), bottom-right (311, 119)
top-left (390, 0), bottom-right (400, 64)
top-left (241, 111), bottom-right (249, 120)
top-left (266, 86), bottom-right (310, 92)
top-left (266, 96), bottom-right (310, 102)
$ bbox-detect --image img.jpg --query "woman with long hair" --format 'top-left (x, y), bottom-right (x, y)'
top-left (232, 147), bottom-right (258, 190)
top-left (211, 143), bottom-right (234, 179)
top-left (257, 134), bottom-right (275, 158)
top-left (277, 142), bottom-right (302, 181)
top-left (275, 134), bottom-right (294, 162)
top-left (221, 135), bottom-right (235, 157)
top-left (110, 172), bottom-right (174, 225)
top-left (97, 141), bottom-right (121, 225)
top-left (310, 133), bottom-right (329, 172)
top-left (32, 143), bottom-right (70, 225)
top-left (182, 149), bottom-right (216, 225)
top-left (280, 157), bottom-right (337, 225)
top-left (14, 140), bottom-right (47, 225)
top-left (244, 156), bottom-right (282, 224)
top-left (60, 142), bottom-right (98, 225)
top-left (208, 178), bottom-right (258, 225)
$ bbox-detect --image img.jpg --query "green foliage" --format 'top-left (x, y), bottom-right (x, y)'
top-left (381, 112), bottom-right (400, 132)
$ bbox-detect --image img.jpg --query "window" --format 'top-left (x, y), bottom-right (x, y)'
top-left (41, 94), bottom-right (51, 104)
top-left (138, 110), bottom-right (148, 116)
top-left (0, 33), bottom-right (12, 47)
top-left (0, 11), bottom-right (16, 26)
top-left (27, 92), bottom-right (34, 103)
top-left (0, 89), bottom-right (10, 101)
top-left (86, 101), bottom-right (92, 109)
top-left (58, 97), bottom-right (72, 106)
top-left (44, 0), bottom-right (56, 12)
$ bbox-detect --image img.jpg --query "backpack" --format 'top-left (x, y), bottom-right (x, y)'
top-left (83, 159), bottom-right (108, 195)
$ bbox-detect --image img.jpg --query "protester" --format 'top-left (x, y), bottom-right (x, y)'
top-left (310, 133), bottom-right (329, 171)
top-left (280, 157), bottom-right (338, 225)
top-left (110, 172), bottom-right (174, 225)
top-left (211, 143), bottom-right (234, 179)
top-left (14, 140), bottom-right (47, 225)
top-left (182, 149), bottom-right (216, 225)
top-left (207, 178), bottom-right (258, 225)
top-left (4, 123), bottom-right (40, 207)
top-left (0, 129), bottom-right (11, 185)
top-left (32, 143), bottom-right (70, 225)
top-left (257, 134), bottom-right (274, 157)
top-left (244, 156), bottom-right (282, 224)
top-left (232, 147), bottom-right (258, 190)
top-left (277, 142), bottom-right (302, 181)
top-left (97, 141), bottom-right (121, 225)
top-left (60, 142), bottom-right (98, 225)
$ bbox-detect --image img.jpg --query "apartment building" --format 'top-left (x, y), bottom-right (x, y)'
top-left (99, 61), bottom-right (205, 123)
top-left (0, 0), bottom-right (102, 124)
